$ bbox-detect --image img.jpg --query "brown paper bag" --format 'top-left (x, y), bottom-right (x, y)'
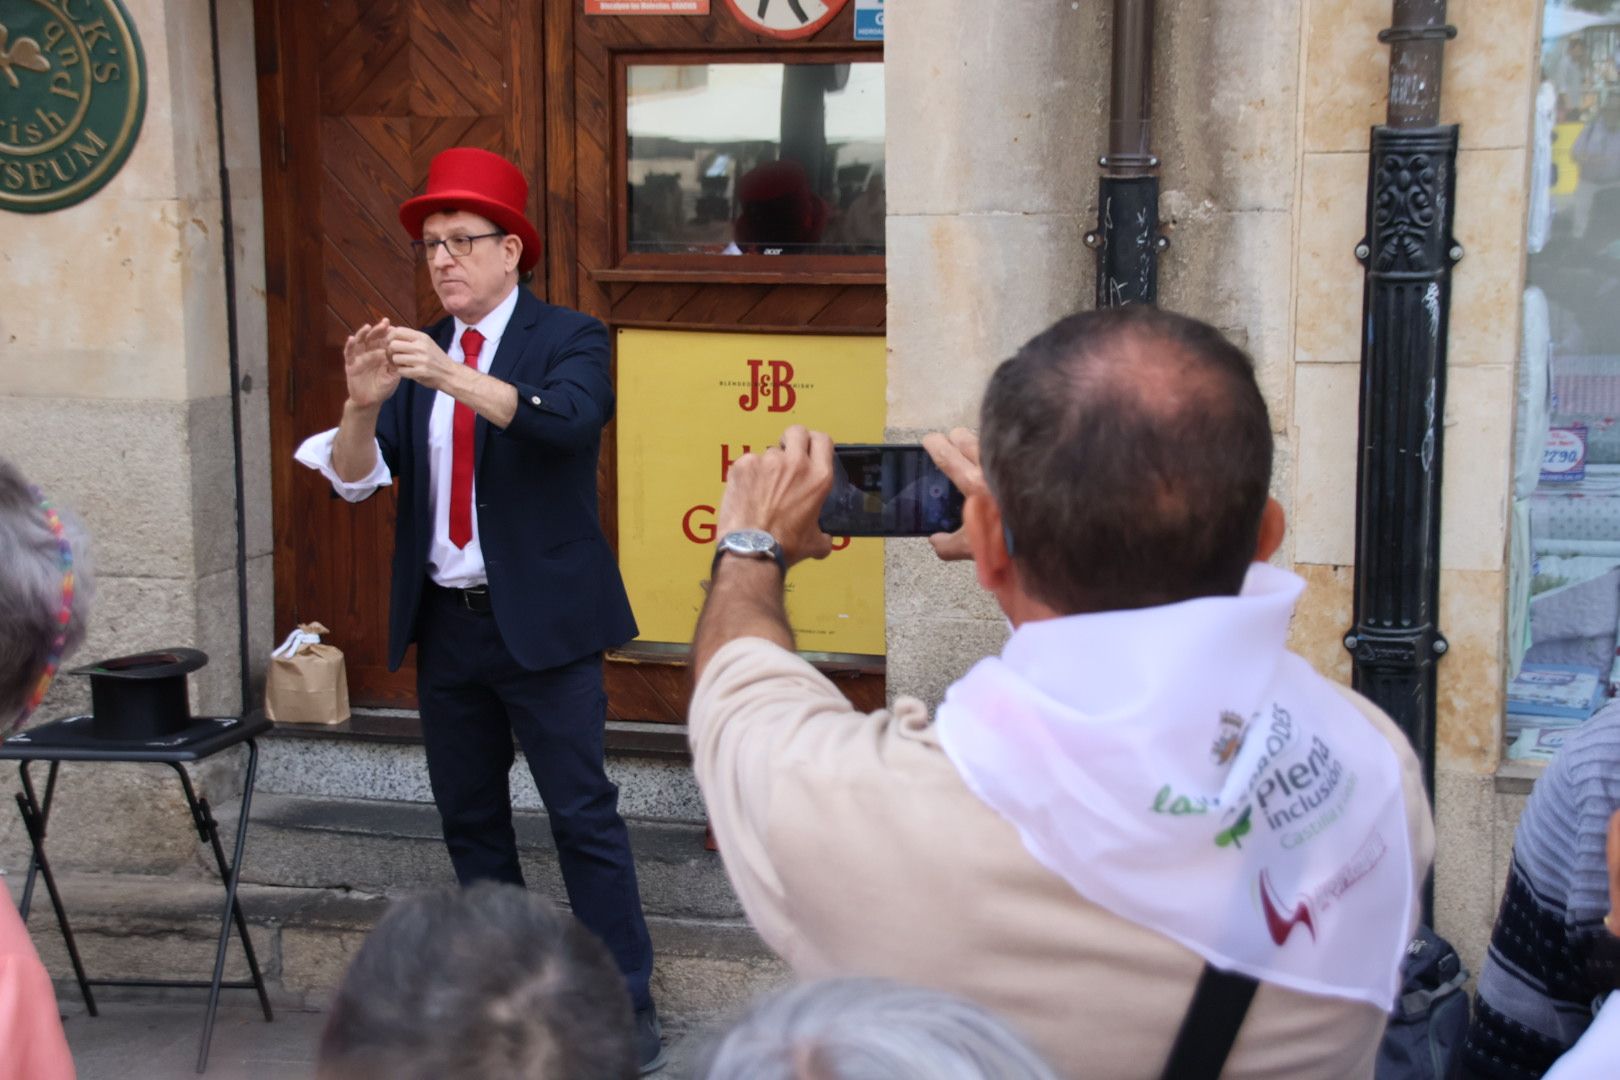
top-left (265, 622), bottom-right (350, 725)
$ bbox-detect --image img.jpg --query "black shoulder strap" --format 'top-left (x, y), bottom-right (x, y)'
top-left (1159, 964), bottom-right (1261, 1080)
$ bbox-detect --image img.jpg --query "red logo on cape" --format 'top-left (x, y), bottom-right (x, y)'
top-left (1259, 869), bottom-right (1316, 945)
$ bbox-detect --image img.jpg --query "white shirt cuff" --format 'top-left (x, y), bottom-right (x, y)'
top-left (293, 428), bottom-right (392, 502)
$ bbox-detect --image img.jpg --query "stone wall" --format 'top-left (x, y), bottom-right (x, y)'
top-left (0, 0), bottom-right (270, 876)
top-left (884, 0), bottom-right (1538, 977)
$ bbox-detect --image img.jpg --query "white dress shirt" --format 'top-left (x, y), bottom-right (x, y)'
top-left (294, 284), bottom-right (521, 589)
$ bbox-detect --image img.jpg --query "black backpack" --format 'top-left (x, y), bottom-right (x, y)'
top-left (1375, 925), bottom-right (1472, 1080)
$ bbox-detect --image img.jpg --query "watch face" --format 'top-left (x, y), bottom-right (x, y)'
top-left (727, 530), bottom-right (772, 555)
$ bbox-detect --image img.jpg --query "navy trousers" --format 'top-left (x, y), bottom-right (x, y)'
top-left (415, 582), bottom-right (655, 1010)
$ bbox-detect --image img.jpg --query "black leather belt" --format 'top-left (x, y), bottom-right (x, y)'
top-left (429, 581), bottom-right (492, 613)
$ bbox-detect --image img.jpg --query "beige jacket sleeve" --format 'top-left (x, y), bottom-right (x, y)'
top-left (688, 636), bottom-right (910, 965)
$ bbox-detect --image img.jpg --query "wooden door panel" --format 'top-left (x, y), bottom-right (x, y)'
top-left (263, 0), bottom-right (543, 708)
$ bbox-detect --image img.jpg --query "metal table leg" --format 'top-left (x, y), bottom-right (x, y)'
top-left (18, 759), bottom-right (58, 918)
top-left (171, 739), bottom-right (271, 1072)
top-left (14, 761), bottom-right (96, 1016)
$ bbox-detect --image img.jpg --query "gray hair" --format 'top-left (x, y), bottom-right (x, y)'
top-left (318, 882), bottom-right (636, 1080)
top-left (0, 457), bottom-right (95, 729)
top-left (695, 978), bottom-right (1059, 1080)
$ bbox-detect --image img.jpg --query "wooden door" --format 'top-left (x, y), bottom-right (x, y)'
top-left (257, 0), bottom-right (886, 718)
top-left (256, 0), bottom-right (543, 706)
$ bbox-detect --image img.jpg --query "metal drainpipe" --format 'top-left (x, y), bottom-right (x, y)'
top-left (207, 0), bottom-right (253, 718)
top-left (1345, 0), bottom-right (1460, 819)
top-left (1085, 0), bottom-right (1168, 307)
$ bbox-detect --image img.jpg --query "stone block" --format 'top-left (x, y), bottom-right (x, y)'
top-left (189, 394), bottom-right (241, 579)
top-left (216, 0), bottom-right (264, 174)
top-left (1439, 365), bottom-right (1513, 574)
top-left (883, 0), bottom-right (1103, 217)
top-left (1304, 0), bottom-right (1540, 154)
top-left (1290, 363), bottom-right (1360, 567)
top-left (245, 553), bottom-right (276, 702)
top-left (885, 615), bottom-right (1008, 711)
top-left (193, 566), bottom-right (244, 716)
top-left (279, 927), bottom-right (369, 1000)
top-left (648, 919), bottom-right (791, 1023)
top-left (1157, 209), bottom-right (1294, 424)
top-left (0, 763), bottom-right (205, 877)
top-left (1433, 768), bottom-right (1497, 981)
top-left (90, 0), bottom-right (181, 202)
top-left (158, 0), bottom-right (229, 206)
top-left (883, 533), bottom-right (998, 625)
top-left (1450, 149), bottom-right (1529, 370)
top-left (1303, 0), bottom-right (1391, 155)
top-left (232, 793), bottom-right (742, 920)
top-left (1270, 438), bottom-right (1297, 563)
top-left (177, 196), bottom-right (236, 401)
top-left (0, 200), bottom-right (196, 401)
top-left (0, 398), bottom-right (195, 579)
top-left (255, 735), bottom-right (709, 821)
top-left (1435, 568), bottom-right (1506, 774)
top-left (1294, 153), bottom-right (1368, 367)
top-left (1157, 0), bottom-right (1301, 213)
top-left (240, 401), bottom-right (274, 563)
top-left (886, 212), bottom-right (1094, 432)
top-left (1441, 0), bottom-right (1539, 152)
top-left (1289, 563), bottom-right (1355, 686)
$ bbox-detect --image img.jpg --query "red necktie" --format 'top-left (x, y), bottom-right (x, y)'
top-left (448, 328), bottom-right (484, 549)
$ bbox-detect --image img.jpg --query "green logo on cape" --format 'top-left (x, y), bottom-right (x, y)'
top-left (0, 0), bottom-right (146, 214)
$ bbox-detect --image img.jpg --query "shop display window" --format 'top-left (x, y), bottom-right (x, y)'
top-left (623, 60), bottom-right (884, 262)
top-left (1507, 5), bottom-right (1620, 759)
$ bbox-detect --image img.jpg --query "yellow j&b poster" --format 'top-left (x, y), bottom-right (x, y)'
top-left (616, 328), bottom-right (886, 655)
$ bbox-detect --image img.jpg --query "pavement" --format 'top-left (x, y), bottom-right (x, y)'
top-left (60, 996), bottom-right (706, 1079)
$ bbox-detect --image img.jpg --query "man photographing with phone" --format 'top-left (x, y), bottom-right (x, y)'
top-left (688, 306), bottom-right (1435, 1079)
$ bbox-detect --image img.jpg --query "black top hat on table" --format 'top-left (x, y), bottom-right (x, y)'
top-left (69, 648), bottom-right (208, 741)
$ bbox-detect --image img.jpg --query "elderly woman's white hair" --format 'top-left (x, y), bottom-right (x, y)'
top-left (0, 457), bottom-right (94, 733)
top-left (694, 978), bottom-right (1060, 1080)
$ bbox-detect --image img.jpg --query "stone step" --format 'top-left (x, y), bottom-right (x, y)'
top-left (6, 871), bottom-right (789, 1024)
top-left (226, 792), bottom-right (743, 921)
top-left (256, 724), bottom-right (707, 822)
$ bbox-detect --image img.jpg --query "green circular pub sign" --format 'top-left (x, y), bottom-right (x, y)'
top-left (0, 0), bottom-right (146, 214)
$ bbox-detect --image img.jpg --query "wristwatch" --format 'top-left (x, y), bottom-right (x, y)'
top-left (712, 529), bottom-right (786, 577)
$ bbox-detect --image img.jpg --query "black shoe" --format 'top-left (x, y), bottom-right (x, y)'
top-left (635, 1005), bottom-right (667, 1074)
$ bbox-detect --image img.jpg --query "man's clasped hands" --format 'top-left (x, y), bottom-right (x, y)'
top-left (343, 319), bottom-right (476, 408)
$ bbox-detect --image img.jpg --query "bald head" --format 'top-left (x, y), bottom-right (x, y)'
top-left (979, 307), bottom-right (1274, 615)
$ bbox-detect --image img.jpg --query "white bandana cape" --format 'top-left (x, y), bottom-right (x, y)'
top-left (935, 563), bottom-right (1416, 1009)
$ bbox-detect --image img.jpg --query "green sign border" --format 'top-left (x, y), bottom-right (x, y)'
top-left (1, 0), bottom-right (148, 214)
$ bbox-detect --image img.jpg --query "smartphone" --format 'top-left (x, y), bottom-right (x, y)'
top-left (819, 444), bottom-right (966, 537)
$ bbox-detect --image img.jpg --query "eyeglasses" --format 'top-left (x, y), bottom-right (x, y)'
top-left (411, 231), bottom-right (505, 261)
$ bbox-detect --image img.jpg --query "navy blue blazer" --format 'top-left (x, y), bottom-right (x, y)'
top-left (372, 287), bottom-right (638, 672)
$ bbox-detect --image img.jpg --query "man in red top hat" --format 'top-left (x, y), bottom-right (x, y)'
top-left (295, 147), bottom-right (662, 1071)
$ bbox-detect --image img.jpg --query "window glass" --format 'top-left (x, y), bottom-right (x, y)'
top-left (626, 62), bottom-right (885, 257)
top-left (1508, 6), bottom-right (1620, 760)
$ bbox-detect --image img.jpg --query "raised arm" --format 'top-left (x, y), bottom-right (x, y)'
top-left (333, 320), bottom-right (399, 481)
top-left (690, 425), bottom-right (836, 683)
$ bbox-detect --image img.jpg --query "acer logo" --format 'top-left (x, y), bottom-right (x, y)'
top-left (1259, 869), bottom-right (1316, 946)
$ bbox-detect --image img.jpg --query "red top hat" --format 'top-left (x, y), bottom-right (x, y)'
top-left (399, 148), bottom-right (542, 273)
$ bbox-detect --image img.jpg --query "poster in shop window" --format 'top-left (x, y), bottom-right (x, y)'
top-left (616, 328), bottom-right (886, 655)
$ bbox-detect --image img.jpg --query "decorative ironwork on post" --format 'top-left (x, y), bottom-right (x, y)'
top-left (1085, 0), bottom-right (1167, 307)
top-left (1347, 1), bottom-right (1459, 804)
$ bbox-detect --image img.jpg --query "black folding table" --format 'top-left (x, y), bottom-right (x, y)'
top-left (1, 713), bottom-right (274, 1073)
